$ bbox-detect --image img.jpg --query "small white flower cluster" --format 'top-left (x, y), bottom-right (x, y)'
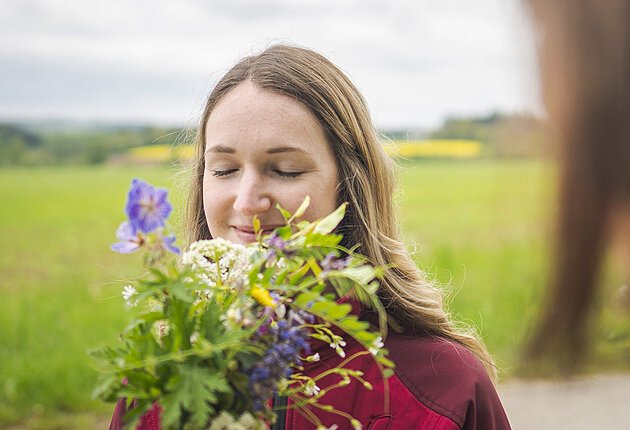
top-left (189, 331), bottom-right (200, 344)
top-left (329, 335), bottom-right (347, 358)
top-left (121, 285), bottom-right (138, 307)
top-left (207, 411), bottom-right (265, 430)
top-left (303, 380), bottom-right (321, 397)
top-left (182, 239), bottom-right (254, 289)
top-left (305, 352), bottom-right (321, 362)
top-left (368, 336), bottom-right (384, 356)
top-left (219, 303), bottom-right (254, 329)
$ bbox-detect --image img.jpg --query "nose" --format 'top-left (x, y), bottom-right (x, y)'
top-left (232, 170), bottom-right (272, 217)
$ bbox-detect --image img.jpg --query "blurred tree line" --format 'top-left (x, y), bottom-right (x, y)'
top-left (429, 112), bottom-right (552, 158)
top-left (0, 123), bottom-right (187, 166)
top-left (1, 112), bottom-right (551, 166)
top-left (383, 112), bottom-right (551, 158)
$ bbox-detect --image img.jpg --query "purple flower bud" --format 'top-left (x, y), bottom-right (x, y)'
top-left (264, 232), bottom-right (296, 257)
top-left (265, 232), bottom-right (287, 250)
top-left (246, 309), bottom-right (312, 409)
top-left (321, 252), bottom-right (351, 271)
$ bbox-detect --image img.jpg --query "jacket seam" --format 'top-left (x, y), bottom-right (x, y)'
top-left (394, 366), bottom-right (464, 428)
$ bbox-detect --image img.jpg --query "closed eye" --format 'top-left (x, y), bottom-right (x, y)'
top-left (274, 170), bottom-right (304, 178)
top-left (211, 169), bottom-right (238, 177)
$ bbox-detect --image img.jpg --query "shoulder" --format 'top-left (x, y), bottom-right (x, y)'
top-left (386, 332), bottom-right (511, 430)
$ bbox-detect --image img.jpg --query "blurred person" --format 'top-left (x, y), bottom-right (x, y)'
top-left (524, 0), bottom-right (630, 370)
top-left (110, 44), bottom-right (511, 429)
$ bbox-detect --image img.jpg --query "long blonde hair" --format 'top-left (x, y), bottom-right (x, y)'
top-left (187, 44), bottom-right (496, 378)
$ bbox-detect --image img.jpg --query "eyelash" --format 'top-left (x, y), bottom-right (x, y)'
top-left (210, 169), bottom-right (304, 178)
top-left (211, 169), bottom-right (237, 177)
top-left (275, 169), bottom-right (303, 178)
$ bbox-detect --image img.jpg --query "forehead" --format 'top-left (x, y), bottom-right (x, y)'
top-left (204, 81), bottom-right (329, 153)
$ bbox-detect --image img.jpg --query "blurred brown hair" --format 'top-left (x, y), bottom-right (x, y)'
top-left (525, 0), bottom-right (630, 369)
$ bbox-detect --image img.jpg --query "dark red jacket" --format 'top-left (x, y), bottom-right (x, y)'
top-left (110, 309), bottom-right (511, 429)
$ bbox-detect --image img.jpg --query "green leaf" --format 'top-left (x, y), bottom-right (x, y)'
top-left (274, 224), bottom-right (293, 239)
top-left (149, 267), bottom-right (170, 283)
top-left (91, 375), bottom-right (119, 401)
top-left (288, 264), bottom-right (310, 284)
top-left (88, 346), bottom-right (123, 361)
top-left (275, 203), bottom-right (291, 222)
top-left (169, 282), bottom-right (195, 303)
top-left (200, 301), bottom-right (225, 343)
top-left (289, 196), bottom-right (310, 221)
top-left (261, 265), bottom-right (275, 285)
top-left (312, 203), bottom-right (346, 235)
top-left (329, 265), bottom-right (377, 285)
top-left (302, 232), bottom-right (342, 249)
top-left (161, 365), bottom-right (231, 427)
top-left (311, 301), bottom-right (352, 320)
top-left (338, 316), bottom-right (370, 332)
top-left (294, 291), bottom-right (320, 308)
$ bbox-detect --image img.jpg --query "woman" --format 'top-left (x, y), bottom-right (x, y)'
top-left (525, 0), bottom-right (630, 371)
top-left (111, 44), bottom-right (510, 429)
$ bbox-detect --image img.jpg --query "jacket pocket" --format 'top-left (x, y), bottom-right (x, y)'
top-left (366, 414), bottom-right (392, 430)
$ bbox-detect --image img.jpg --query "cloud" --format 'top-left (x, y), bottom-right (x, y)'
top-left (0, 0), bottom-right (540, 128)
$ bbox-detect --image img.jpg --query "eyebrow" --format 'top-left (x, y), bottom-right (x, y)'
top-left (266, 146), bottom-right (306, 155)
top-left (205, 145), bottom-right (308, 155)
top-left (205, 145), bottom-right (235, 154)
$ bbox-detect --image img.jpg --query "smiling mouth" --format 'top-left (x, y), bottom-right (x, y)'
top-left (231, 225), bottom-right (281, 241)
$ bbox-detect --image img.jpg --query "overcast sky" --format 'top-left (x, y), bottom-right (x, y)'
top-left (0, 0), bottom-right (541, 130)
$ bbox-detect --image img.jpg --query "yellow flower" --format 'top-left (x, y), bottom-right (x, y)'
top-left (250, 286), bottom-right (276, 308)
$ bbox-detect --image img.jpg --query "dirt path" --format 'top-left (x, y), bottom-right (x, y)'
top-left (499, 373), bottom-right (630, 429)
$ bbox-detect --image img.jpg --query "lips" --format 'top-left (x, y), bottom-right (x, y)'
top-left (232, 224), bottom-right (282, 233)
top-left (231, 224), bottom-right (283, 243)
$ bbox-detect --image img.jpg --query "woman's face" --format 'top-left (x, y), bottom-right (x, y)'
top-left (203, 81), bottom-right (339, 244)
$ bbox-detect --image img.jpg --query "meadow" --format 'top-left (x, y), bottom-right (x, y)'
top-left (1, 160), bottom-right (629, 428)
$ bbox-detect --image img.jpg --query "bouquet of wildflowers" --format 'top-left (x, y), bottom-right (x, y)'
top-left (91, 179), bottom-right (394, 430)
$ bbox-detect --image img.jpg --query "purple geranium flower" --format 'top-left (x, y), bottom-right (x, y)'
top-left (125, 179), bottom-right (172, 234)
top-left (111, 221), bottom-right (143, 254)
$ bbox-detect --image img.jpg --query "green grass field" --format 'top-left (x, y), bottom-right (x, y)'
top-left (1, 161), bottom-right (629, 428)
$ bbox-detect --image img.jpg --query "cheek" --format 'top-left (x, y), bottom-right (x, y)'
top-left (299, 178), bottom-right (339, 221)
top-left (202, 178), bottom-right (223, 228)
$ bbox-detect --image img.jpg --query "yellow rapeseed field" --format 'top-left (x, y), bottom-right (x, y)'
top-left (127, 144), bottom-right (194, 163)
top-left (386, 139), bottom-right (483, 159)
top-left (125, 139), bottom-right (483, 163)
